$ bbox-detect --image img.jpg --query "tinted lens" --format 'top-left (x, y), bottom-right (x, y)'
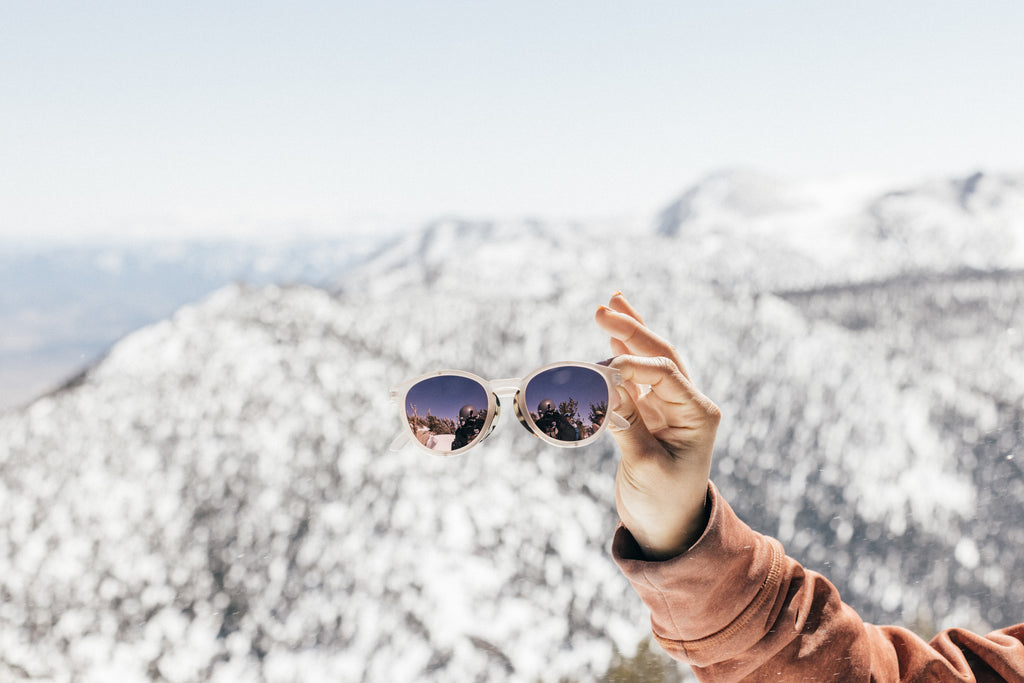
top-left (524, 366), bottom-right (609, 442)
top-left (405, 375), bottom-right (489, 453)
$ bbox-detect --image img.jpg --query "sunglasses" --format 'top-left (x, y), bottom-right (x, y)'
top-left (389, 361), bottom-right (629, 455)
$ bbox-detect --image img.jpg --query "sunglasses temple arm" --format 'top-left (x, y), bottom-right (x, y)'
top-left (389, 431), bottom-right (410, 452)
top-left (608, 410), bottom-right (630, 431)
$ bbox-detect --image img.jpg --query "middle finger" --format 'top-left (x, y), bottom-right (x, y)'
top-left (596, 307), bottom-right (689, 377)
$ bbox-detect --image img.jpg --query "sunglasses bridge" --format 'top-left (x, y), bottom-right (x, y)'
top-left (483, 378), bottom-right (537, 437)
top-left (487, 378), bottom-right (523, 397)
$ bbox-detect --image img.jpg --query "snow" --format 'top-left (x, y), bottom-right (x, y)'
top-left (955, 538), bottom-right (981, 569)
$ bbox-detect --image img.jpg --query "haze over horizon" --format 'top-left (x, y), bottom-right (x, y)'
top-left (4, 1), bottom-right (1023, 244)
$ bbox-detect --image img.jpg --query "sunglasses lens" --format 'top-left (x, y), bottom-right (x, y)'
top-left (525, 366), bottom-right (609, 442)
top-left (404, 376), bottom-right (489, 453)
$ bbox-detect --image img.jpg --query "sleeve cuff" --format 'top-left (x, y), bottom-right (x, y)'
top-left (611, 481), bottom-right (784, 650)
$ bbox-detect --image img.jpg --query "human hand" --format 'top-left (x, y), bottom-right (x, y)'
top-left (596, 293), bottom-right (720, 560)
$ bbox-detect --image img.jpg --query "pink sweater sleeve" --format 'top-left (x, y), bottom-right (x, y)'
top-left (612, 482), bottom-right (1024, 682)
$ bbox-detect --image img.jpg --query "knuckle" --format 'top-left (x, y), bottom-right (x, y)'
top-left (702, 399), bottom-right (722, 425)
top-left (647, 355), bottom-right (678, 376)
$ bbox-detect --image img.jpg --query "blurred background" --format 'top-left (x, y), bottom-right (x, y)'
top-left (2, 2), bottom-right (1023, 681)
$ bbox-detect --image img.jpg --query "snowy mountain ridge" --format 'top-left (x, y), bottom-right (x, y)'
top-left (654, 168), bottom-right (1024, 287)
top-left (0, 236), bottom-right (383, 411)
top-left (340, 169), bottom-right (1024, 303)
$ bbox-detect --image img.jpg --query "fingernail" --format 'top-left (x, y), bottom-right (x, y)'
top-left (612, 290), bottom-right (624, 298)
top-left (597, 304), bottom-right (612, 313)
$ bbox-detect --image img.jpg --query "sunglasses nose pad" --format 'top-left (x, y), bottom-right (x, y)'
top-left (512, 391), bottom-right (536, 435)
top-left (485, 396), bottom-right (501, 438)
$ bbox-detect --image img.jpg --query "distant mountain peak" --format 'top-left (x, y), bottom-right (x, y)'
top-left (656, 168), bottom-right (798, 237)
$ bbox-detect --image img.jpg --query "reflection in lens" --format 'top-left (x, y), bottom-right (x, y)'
top-left (405, 376), bottom-right (488, 452)
top-left (525, 366), bottom-right (609, 442)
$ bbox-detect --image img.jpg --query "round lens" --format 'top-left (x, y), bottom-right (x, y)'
top-left (524, 366), bottom-right (609, 442)
top-left (404, 375), bottom-right (489, 453)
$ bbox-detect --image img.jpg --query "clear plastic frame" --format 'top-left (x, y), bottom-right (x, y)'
top-left (389, 361), bottom-right (630, 456)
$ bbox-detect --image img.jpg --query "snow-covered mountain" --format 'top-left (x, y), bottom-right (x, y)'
top-left (2, 169), bottom-right (1024, 681)
top-left (651, 169), bottom-right (1024, 288)
top-left (338, 215), bottom-right (631, 301)
top-left (0, 236), bottom-right (384, 411)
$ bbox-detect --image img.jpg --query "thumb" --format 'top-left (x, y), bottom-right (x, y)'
top-left (608, 385), bottom-right (662, 460)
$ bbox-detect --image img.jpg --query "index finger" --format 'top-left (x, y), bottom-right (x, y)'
top-left (595, 306), bottom-right (690, 378)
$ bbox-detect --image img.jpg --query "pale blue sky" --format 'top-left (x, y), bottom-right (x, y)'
top-left (3, 1), bottom-right (1023, 242)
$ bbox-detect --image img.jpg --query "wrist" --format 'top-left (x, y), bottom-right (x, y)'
top-left (631, 490), bottom-right (712, 561)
